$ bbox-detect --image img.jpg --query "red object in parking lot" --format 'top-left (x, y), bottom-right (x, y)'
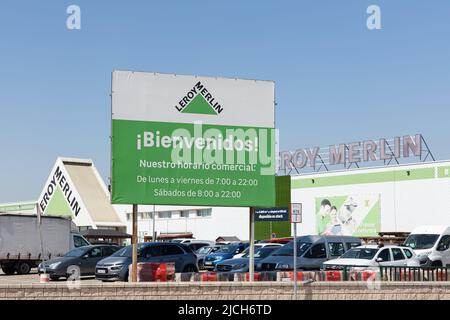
top-left (135, 263), bottom-right (175, 282)
top-left (324, 271), bottom-right (342, 281)
top-left (154, 263), bottom-right (175, 282)
top-left (361, 270), bottom-right (377, 281)
top-left (201, 272), bottom-right (218, 282)
top-left (288, 271), bottom-right (304, 282)
top-left (244, 272), bottom-right (261, 281)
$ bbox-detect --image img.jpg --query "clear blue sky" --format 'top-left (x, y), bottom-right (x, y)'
top-left (1, 1), bottom-right (449, 202)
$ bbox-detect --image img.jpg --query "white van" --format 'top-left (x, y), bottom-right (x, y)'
top-left (404, 226), bottom-right (450, 267)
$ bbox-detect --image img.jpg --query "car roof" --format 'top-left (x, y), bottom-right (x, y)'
top-left (355, 245), bottom-right (412, 250)
top-left (411, 225), bottom-right (450, 235)
top-left (290, 235), bottom-right (361, 244)
top-left (138, 242), bottom-right (182, 247)
top-left (79, 244), bottom-right (116, 249)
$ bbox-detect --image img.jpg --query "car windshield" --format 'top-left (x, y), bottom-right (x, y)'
top-left (243, 247), bottom-right (277, 259)
top-left (404, 234), bottom-right (440, 250)
top-left (216, 245), bottom-right (239, 253)
top-left (111, 244), bottom-right (145, 258)
top-left (341, 248), bottom-right (378, 260)
top-left (64, 247), bottom-right (88, 257)
top-left (238, 245), bottom-right (264, 256)
top-left (196, 246), bottom-right (212, 254)
top-left (272, 242), bottom-right (311, 256)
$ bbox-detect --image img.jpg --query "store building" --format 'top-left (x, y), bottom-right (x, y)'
top-left (290, 160), bottom-right (450, 237)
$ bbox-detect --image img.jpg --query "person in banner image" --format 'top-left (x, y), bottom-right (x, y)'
top-left (319, 199), bottom-right (332, 220)
top-left (321, 206), bottom-right (344, 236)
top-left (339, 197), bottom-right (358, 234)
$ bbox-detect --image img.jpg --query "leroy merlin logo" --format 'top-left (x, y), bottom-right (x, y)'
top-left (175, 81), bottom-right (223, 115)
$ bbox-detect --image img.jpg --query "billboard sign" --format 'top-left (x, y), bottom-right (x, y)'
top-left (255, 208), bottom-right (289, 222)
top-left (111, 71), bottom-right (276, 207)
top-left (315, 194), bottom-right (381, 237)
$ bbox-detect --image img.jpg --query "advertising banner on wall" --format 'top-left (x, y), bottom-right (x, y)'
top-left (111, 71), bottom-right (276, 207)
top-left (315, 194), bottom-right (381, 237)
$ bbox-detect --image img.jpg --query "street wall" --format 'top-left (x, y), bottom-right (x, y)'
top-left (2, 282), bottom-right (450, 300)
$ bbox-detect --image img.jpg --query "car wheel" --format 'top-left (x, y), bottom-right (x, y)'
top-left (16, 262), bottom-right (31, 275)
top-left (1, 265), bottom-right (16, 275)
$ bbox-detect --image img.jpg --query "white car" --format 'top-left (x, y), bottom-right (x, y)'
top-left (322, 245), bottom-right (420, 270)
top-left (233, 243), bottom-right (283, 259)
top-left (404, 225), bottom-right (450, 267)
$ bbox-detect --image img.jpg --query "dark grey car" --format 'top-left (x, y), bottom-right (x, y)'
top-left (215, 246), bottom-right (280, 273)
top-left (257, 235), bottom-right (361, 271)
top-left (38, 245), bottom-right (120, 280)
top-left (95, 242), bottom-right (198, 282)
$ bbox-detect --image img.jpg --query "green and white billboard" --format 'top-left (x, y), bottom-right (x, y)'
top-left (315, 194), bottom-right (381, 237)
top-left (111, 71), bottom-right (276, 207)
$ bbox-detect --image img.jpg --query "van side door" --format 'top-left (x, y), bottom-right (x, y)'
top-left (328, 242), bottom-right (346, 259)
top-left (302, 243), bottom-right (327, 270)
top-left (436, 235), bottom-right (450, 266)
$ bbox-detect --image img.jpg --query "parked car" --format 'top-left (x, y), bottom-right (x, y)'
top-left (38, 245), bottom-right (119, 280)
top-left (95, 242), bottom-right (198, 282)
top-left (257, 235), bottom-right (361, 271)
top-left (196, 245), bottom-right (222, 270)
top-left (233, 243), bottom-right (283, 259)
top-left (187, 240), bottom-right (215, 252)
top-left (404, 225), bottom-right (450, 266)
top-left (322, 245), bottom-right (420, 270)
top-left (215, 246), bottom-right (281, 273)
top-left (203, 242), bottom-right (249, 270)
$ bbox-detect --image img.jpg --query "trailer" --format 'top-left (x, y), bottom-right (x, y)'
top-left (0, 214), bottom-right (90, 275)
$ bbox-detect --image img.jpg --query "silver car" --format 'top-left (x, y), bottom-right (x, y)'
top-left (95, 242), bottom-right (198, 281)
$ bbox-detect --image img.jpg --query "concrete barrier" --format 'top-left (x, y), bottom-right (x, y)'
top-left (2, 282), bottom-right (450, 300)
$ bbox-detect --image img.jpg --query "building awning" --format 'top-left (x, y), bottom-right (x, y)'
top-left (80, 229), bottom-right (131, 239)
top-left (144, 232), bottom-right (193, 241)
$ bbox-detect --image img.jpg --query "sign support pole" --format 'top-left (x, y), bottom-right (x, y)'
top-left (293, 222), bottom-right (298, 299)
top-left (249, 207), bottom-right (255, 282)
top-left (290, 203), bottom-right (301, 299)
top-left (152, 204), bottom-right (156, 242)
top-left (131, 204), bottom-right (138, 282)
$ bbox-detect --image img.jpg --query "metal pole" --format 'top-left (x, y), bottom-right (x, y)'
top-left (293, 222), bottom-right (298, 298)
top-left (270, 221), bottom-right (272, 239)
top-left (131, 204), bottom-right (138, 282)
top-left (152, 205), bottom-right (156, 242)
top-left (249, 207), bottom-right (255, 282)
